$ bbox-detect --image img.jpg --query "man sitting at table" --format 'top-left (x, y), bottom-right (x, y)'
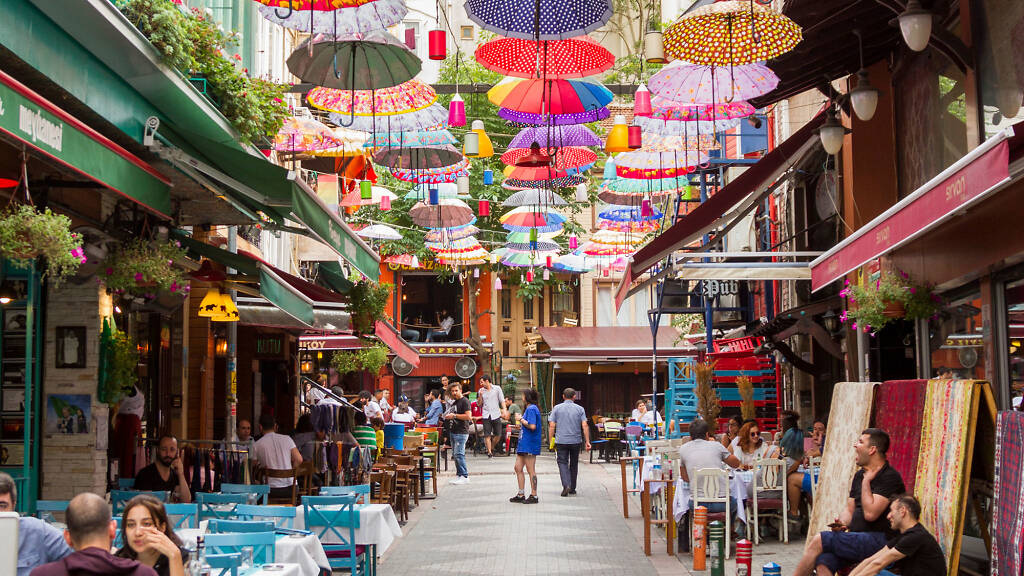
top-left (678, 418), bottom-right (742, 505)
top-left (133, 435), bottom-right (191, 503)
top-left (419, 389), bottom-right (444, 427)
top-left (792, 428), bottom-right (906, 576)
top-left (1, 472), bottom-right (72, 576)
top-left (252, 414), bottom-right (303, 500)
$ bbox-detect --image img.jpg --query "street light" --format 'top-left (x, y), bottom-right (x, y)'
top-left (848, 30), bottom-right (879, 122)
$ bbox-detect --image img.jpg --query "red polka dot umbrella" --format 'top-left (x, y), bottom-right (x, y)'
top-left (500, 147), bottom-right (597, 172)
top-left (475, 35), bottom-right (615, 79)
top-left (663, 0), bottom-right (802, 66)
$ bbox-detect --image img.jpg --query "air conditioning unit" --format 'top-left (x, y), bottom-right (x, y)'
top-left (391, 356), bottom-right (414, 377)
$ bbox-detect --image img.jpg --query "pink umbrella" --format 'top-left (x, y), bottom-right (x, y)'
top-left (648, 61), bottom-right (779, 105)
top-left (274, 116), bottom-right (343, 152)
top-left (649, 97), bottom-right (755, 122)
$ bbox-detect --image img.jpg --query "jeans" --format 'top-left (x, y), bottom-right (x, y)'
top-left (451, 433), bottom-right (469, 477)
top-left (555, 443), bottom-right (582, 490)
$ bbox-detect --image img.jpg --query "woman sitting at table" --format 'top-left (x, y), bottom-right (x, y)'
top-left (116, 495), bottom-right (188, 576)
top-left (391, 395), bottom-right (418, 429)
top-left (778, 412), bottom-right (805, 525)
top-left (731, 421), bottom-right (771, 469)
top-left (720, 415), bottom-right (744, 449)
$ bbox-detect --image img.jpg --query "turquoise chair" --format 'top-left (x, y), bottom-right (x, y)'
top-left (208, 519), bottom-right (275, 534)
top-left (235, 504), bottom-right (297, 529)
top-left (220, 483), bottom-right (270, 505)
top-left (205, 553), bottom-right (242, 576)
top-left (111, 490), bottom-right (168, 514)
top-left (117, 478), bottom-right (135, 490)
top-left (319, 484), bottom-right (371, 504)
top-left (302, 495), bottom-right (366, 575)
top-left (34, 500), bottom-right (70, 523)
top-left (114, 516), bottom-right (123, 549)
top-left (164, 503), bottom-right (199, 530)
top-left (204, 532), bottom-right (276, 565)
top-left (196, 492), bottom-right (247, 521)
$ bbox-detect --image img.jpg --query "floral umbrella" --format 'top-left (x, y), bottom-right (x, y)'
top-left (500, 147), bottom-right (597, 172)
top-left (598, 179), bottom-right (690, 205)
top-left (356, 223), bottom-right (403, 240)
top-left (615, 148), bottom-right (710, 173)
top-left (274, 116), bottom-right (343, 152)
top-left (489, 79), bottom-right (614, 115)
top-left (366, 130), bottom-right (456, 148)
top-left (580, 242), bottom-right (634, 257)
top-left (663, 0), bottom-right (802, 66)
top-left (409, 198), bottom-right (475, 227)
top-left (475, 35), bottom-right (614, 79)
top-left (463, 0), bottom-right (613, 41)
top-left (502, 174), bottom-right (587, 190)
top-left (390, 158), bottom-right (470, 183)
top-left (649, 98), bottom-right (755, 122)
top-left (499, 107), bottom-right (610, 126)
top-left (648, 61), bottom-right (779, 105)
top-left (255, 0), bottom-right (407, 36)
top-left (425, 225), bottom-right (480, 243)
top-left (404, 182), bottom-right (461, 200)
top-left (286, 31), bottom-right (420, 91)
top-left (502, 189), bottom-right (569, 207)
top-left (384, 253), bottom-right (420, 267)
top-left (330, 104), bottom-right (448, 132)
top-left (509, 125), bottom-right (602, 149)
top-left (339, 186), bottom-right (396, 206)
top-left (634, 114), bottom-right (741, 136)
top-left (309, 127), bottom-right (369, 157)
top-left (599, 206), bottom-right (664, 222)
top-left (643, 133), bottom-right (721, 152)
top-left (308, 81), bottom-right (437, 117)
top-left (372, 145), bottom-right (465, 170)
top-left (589, 229), bottom-right (645, 246)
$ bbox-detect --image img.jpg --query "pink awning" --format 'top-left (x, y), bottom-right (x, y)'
top-left (375, 320), bottom-right (420, 367)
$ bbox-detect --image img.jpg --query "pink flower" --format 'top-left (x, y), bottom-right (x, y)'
top-left (909, 287), bottom-right (916, 294)
top-left (170, 282), bottom-right (178, 292)
top-left (134, 272), bottom-right (144, 282)
top-left (839, 311), bottom-right (848, 322)
top-left (106, 267), bottom-right (113, 276)
top-left (851, 322), bottom-right (858, 329)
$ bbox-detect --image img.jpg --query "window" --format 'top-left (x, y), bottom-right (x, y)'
top-left (404, 21), bottom-right (421, 56)
top-left (1004, 276), bottom-right (1024, 408)
top-left (523, 297), bottom-right (534, 321)
top-left (976, 0), bottom-right (1024, 138)
top-left (397, 274), bottom-right (463, 343)
top-left (929, 291), bottom-right (986, 381)
top-left (460, 26), bottom-right (475, 41)
top-left (500, 287), bottom-right (512, 319)
top-left (596, 285), bottom-right (614, 326)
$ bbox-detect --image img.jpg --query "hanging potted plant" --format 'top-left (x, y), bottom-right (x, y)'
top-left (347, 275), bottom-right (392, 336)
top-left (0, 205), bottom-right (85, 286)
top-left (330, 341), bottom-right (389, 375)
top-left (841, 270), bottom-right (942, 334)
top-left (101, 239), bottom-right (190, 299)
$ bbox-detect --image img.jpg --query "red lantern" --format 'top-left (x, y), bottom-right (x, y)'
top-left (478, 199), bottom-right (490, 217)
top-left (568, 235), bottom-right (578, 250)
top-left (428, 29), bottom-right (446, 60)
top-left (380, 195), bottom-right (391, 211)
top-left (634, 84), bottom-right (652, 117)
top-left (627, 125), bottom-right (643, 149)
top-left (526, 269), bottom-right (534, 283)
top-left (546, 256), bottom-right (553, 268)
top-left (602, 268), bottom-right (609, 277)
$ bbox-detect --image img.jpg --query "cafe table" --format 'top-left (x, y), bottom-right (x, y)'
top-left (292, 503), bottom-right (403, 552)
top-left (177, 525), bottom-right (329, 576)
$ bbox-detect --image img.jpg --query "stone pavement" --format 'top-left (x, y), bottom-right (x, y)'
top-left (375, 449), bottom-right (806, 576)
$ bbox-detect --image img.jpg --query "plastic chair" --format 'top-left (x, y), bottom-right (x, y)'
top-left (301, 495), bottom-right (366, 575)
top-left (220, 483), bottom-right (270, 505)
top-left (196, 492), bottom-right (247, 521)
top-left (111, 490), bottom-right (168, 515)
top-left (204, 532), bottom-right (276, 565)
top-left (691, 468), bottom-right (732, 559)
top-left (319, 484), bottom-right (371, 504)
top-left (117, 478), bottom-right (135, 490)
top-left (164, 503), bottom-right (199, 530)
top-left (234, 504), bottom-right (297, 529)
top-left (208, 519), bottom-right (276, 534)
top-left (34, 500), bottom-right (70, 524)
top-left (747, 458), bottom-right (789, 544)
top-left (205, 553), bottom-right (242, 576)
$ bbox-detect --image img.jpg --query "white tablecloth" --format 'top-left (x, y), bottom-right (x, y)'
top-left (670, 471), bottom-right (750, 524)
top-left (292, 504), bottom-right (402, 553)
top-left (243, 563), bottom-right (302, 576)
top-left (176, 529), bottom-right (329, 576)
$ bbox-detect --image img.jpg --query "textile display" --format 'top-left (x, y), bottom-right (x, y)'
top-left (806, 381), bottom-right (878, 542)
top-left (873, 380), bottom-right (928, 494)
top-left (914, 380), bottom-right (975, 568)
top-left (993, 410), bottom-right (1024, 576)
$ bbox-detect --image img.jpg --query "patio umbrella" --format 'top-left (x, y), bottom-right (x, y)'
top-left (501, 249), bottom-right (560, 267)
top-left (372, 145), bottom-right (465, 170)
top-left (502, 189), bottom-right (569, 207)
top-left (663, 1), bottom-right (802, 66)
top-left (599, 206), bottom-right (664, 222)
top-left (552, 253), bottom-right (592, 273)
top-left (634, 114), bottom-right (741, 136)
top-left (509, 125), bottom-right (602, 149)
top-left (308, 81), bottom-right (437, 117)
top-left (255, 0), bottom-right (407, 35)
top-left (409, 198), bottom-right (475, 228)
top-left (502, 174), bottom-right (587, 190)
top-left (366, 130), bottom-right (456, 148)
top-left (425, 225), bottom-right (480, 243)
top-left (464, 0), bottom-right (613, 40)
top-left (489, 79), bottom-right (614, 115)
top-left (356, 223), bottom-right (403, 240)
top-left (330, 104), bottom-right (448, 132)
top-left (649, 98), bottom-right (755, 122)
top-left (384, 253), bottom-right (420, 268)
top-left (475, 35), bottom-right (614, 79)
top-left (274, 116), bottom-right (343, 152)
top-left (287, 31), bottom-right (420, 91)
top-left (500, 147), bottom-right (597, 172)
top-left (599, 219), bottom-right (662, 234)
top-left (499, 107), bottom-right (610, 126)
top-left (339, 186), bottom-right (396, 206)
top-left (390, 159), bottom-right (470, 183)
top-left (648, 61), bottom-right (779, 105)
top-left (404, 182), bottom-right (461, 200)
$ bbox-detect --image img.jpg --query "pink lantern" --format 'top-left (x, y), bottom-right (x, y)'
top-left (478, 199), bottom-right (490, 217)
top-left (627, 125), bottom-right (642, 150)
top-left (569, 235), bottom-right (578, 250)
top-left (546, 255), bottom-right (553, 268)
top-left (641, 199), bottom-right (653, 218)
top-left (404, 28), bottom-right (416, 50)
top-left (428, 29), bottom-right (446, 60)
top-left (634, 84), bottom-right (652, 117)
top-left (495, 277), bottom-right (503, 290)
top-left (380, 195), bottom-right (392, 211)
top-left (602, 268), bottom-right (609, 277)
top-left (526, 269), bottom-right (534, 283)
top-left (449, 94), bottom-right (466, 127)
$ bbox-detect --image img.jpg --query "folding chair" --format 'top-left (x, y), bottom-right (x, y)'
top-left (207, 519), bottom-right (276, 534)
top-left (808, 456), bottom-right (822, 497)
top-left (234, 504), bottom-right (297, 529)
top-left (164, 503), bottom-right (199, 530)
top-left (204, 532), bottom-right (276, 565)
top-left (748, 458), bottom-right (789, 544)
top-left (196, 493), bottom-right (247, 522)
top-left (34, 500), bottom-right (70, 524)
top-left (205, 553), bottom-right (242, 576)
top-left (111, 490), bottom-right (168, 515)
top-left (301, 495), bottom-right (367, 576)
top-left (220, 483), bottom-right (271, 505)
top-left (691, 468), bottom-right (732, 559)
top-left (320, 485), bottom-right (371, 504)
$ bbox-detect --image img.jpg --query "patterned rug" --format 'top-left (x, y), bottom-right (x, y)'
top-left (994, 410), bottom-right (1024, 576)
top-left (914, 380), bottom-right (975, 568)
top-left (807, 381), bottom-right (878, 542)
top-left (873, 380), bottom-right (927, 494)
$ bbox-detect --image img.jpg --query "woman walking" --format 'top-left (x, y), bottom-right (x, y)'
top-left (510, 388), bottom-right (541, 504)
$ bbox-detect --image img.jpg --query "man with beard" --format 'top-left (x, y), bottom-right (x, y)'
top-left (132, 435), bottom-right (191, 503)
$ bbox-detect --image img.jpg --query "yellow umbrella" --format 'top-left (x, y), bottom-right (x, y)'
top-left (663, 0), bottom-right (802, 66)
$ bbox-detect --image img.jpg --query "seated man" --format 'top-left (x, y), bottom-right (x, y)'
top-left (793, 428), bottom-right (906, 576)
top-left (252, 414), bottom-right (303, 500)
top-left (426, 309), bottom-right (454, 343)
top-left (418, 389), bottom-right (444, 427)
top-left (0, 472), bottom-right (72, 576)
top-left (849, 495), bottom-right (945, 576)
top-left (132, 435), bottom-right (191, 503)
top-left (678, 418), bottom-right (742, 512)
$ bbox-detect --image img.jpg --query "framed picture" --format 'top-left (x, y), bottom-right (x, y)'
top-left (56, 326), bottom-right (86, 368)
top-left (45, 394), bottom-right (91, 435)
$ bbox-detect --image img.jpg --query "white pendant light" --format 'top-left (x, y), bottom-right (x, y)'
top-left (464, 131), bottom-right (480, 156)
top-left (818, 110), bottom-right (849, 155)
top-left (644, 30), bottom-right (665, 64)
top-left (457, 175), bottom-right (470, 196)
top-left (898, 0), bottom-right (932, 52)
top-left (575, 182), bottom-right (588, 202)
top-left (849, 69), bottom-right (879, 122)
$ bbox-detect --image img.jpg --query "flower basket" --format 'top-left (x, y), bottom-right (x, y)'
top-left (883, 300), bottom-right (906, 318)
top-left (101, 239), bottom-right (190, 299)
top-left (841, 270), bottom-right (940, 334)
top-left (0, 205), bottom-right (85, 286)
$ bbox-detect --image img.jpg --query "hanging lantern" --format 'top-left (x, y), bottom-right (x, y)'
top-left (603, 156), bottom-right (617, 180)
top-left (428, 185), bottom-right (440, 205)
top-left (575, 182), bottom-right (588, 202)
top-left (627, 125), bottom-right (643, 150)
top-left (645, 31), bottom-right (665, 64)
top-left (359, 180), bottom-right (372, 199)
top-left (526, 269), bottom-right (534, 283)
top-left (569, 235), bottom-right (579, 250)
top-left (602, 268), bottom-right (609, 277)
top-left (463, 131), bottom-right (480, 156)
top-left (605, 115), bottom-right (630, 153)
top-left (468, 120), bottom-right (494, 158)
top-left (641, 198), bottom-right (654, 218)
top-left (478, 199), bottom-right (490, 217)
top-left (448, 94), bottom-right (466, 127)
top-left (494, 276), bottom-right (502, 290)
top-left (634, 84), bottom-right (652, 117)
top-left (380, 195), bottom-right (392, 211)
top-left (483, 169), bottom-right (494, 185)
top-left (198, 286), bottom-right (223, 317)
top-left (428, 29), bottom-right (446, 60)
top-left (545, 255), bottom-right (553, 268)
top-left (473, 267), bottom-right (480, 278)
top-left (211, 292), bottom-right (239, 322)
top-left (457, 175), bottom-right (470, 196)
top-left (404, 27), bottom-right (416, 50)
top-left (543, 268), bottom-right (550, 280)
top-left (529, 228), bottom-right (539, 251)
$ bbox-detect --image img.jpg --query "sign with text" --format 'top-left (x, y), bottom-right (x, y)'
top-left (254, 335), bottom-right (285, 358)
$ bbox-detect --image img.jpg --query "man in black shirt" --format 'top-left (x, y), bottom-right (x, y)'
top-left (132, 435), bottom-right (191, 503)
top-left (849, 494), bottom-right (946, 576)
top-left (443, 382), bottom-right (472, 484)
top-left (792, 428), bottom-right (905, 576)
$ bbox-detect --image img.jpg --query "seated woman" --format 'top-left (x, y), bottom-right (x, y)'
top-left (801, 418), bottom-right (827, 496)
top-left (630, 400), bottom-right (646, 423)
top-left (426, 309), bottom-right (455, 343)
top-left (731, 421), bottom-right (771, 470)
top-left (778, 412), bottom-right (806, 525)
top-left (116, 495), bottom-right (188, 576)
top-left (720, 415), bottom-right (744, 449)
top-left (391, 395), bottom-right (418, 429)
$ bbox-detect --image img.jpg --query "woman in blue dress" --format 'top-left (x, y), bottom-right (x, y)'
top-left (510, 388), bottom-right (542, 504)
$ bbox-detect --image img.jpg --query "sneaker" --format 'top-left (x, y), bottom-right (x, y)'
top-left (450, 476), bottom-right (469, 485)
top-left (523, 495), bottom-right (538, 504)
top-left (487, 453), bottom-right (493, 458)
top-left (509, 494), bottom-right (526, 503)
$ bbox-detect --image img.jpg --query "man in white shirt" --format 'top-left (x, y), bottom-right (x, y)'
top-left (252, 414), bottom-right (303, 499)
top-left (360, 390), bottom-right (383, 423)
top-left (476, 375), bottom-right (506, 458)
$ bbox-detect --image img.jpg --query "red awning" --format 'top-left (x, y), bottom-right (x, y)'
top-left (616, 110), bottom-right (827, 309)
top-left (299, 334), bottom-right (362, 350)
top-left (810, 123), bottom-right (1024, 292)
top-left (536, 326), bottom-right (697, 359)
top-left (375, 320), bottom-right (420, 367)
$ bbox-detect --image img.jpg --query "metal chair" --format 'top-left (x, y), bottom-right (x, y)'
top-left (204, 532), bottom-right (276, 565)
top-left (164, 503), bottom-right (199, 530)
top-left (691, 468), bottom-right (732, 559)
top-left (301, 494), bottom-right (367, 575)
top-left (320, 484), bottom-right (371, 504)
top-left (117, 478), bottom-right (135, 490)
top-left (207, 519), bottom-right (276, 534)
top-left (220, 483), bottom-right (270, 505)
top-left (234, 504), bottom-right (297, 529)
top-left (748, 458), bottom-right (789, 544)
top-left (196, 492), bottom-right (247, 522)
top-left (34, 500), bottom-right (70, 524)
top-left (808, 456), bottom-right (822, 497)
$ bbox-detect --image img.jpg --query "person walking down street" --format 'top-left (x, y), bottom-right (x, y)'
top-left (476, 375), bottom-right (506, 458)
top-left (548, 387), bottom-right (591, 497)
top-left (444, 382), bottom-right (473, 484)
top-left (510, 388), bottom-right (542, 504)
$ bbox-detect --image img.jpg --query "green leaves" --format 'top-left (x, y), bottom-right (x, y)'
top-left (0, 205), bottom-right (84, 287)
top-left (100, 239), bottom-right (190, 299)
top-left (330, 341), bottom-right (389, 375)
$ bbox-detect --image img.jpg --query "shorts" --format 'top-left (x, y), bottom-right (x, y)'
top-left (482, 417), bottom-right (502, 437)
top-left (816, 531), bottom-right (888, 573)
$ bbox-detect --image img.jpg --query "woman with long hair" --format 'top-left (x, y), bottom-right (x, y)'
top-left (116, 494), bottom-right (188, 576)
top-left (510, 388), bottom-right (542, 504)
top-left (732, 421), bottom-right (770, 470)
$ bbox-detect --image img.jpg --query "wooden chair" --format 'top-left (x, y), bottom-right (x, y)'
top-left (296, 461), bottom-right (316, 499)
top-left (369, 469), bottom-right (395, 508)
top-left (262, 468), bottom-right (298, 506)
top-left (417, 445), bottom-right (439, 497)
top-left (692, 468), bottom-right (732, 559)
top-left (748, 458), bottom-right (789, 544)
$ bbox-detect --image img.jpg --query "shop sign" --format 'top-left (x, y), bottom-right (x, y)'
top-left (255, 335), bottom-right (285, 357)
top-left (299, 336), bottom-right (361, 350)
top-left (387, 260), bottom-right (438, 272)
top-left (412, 343), bottom-right (474, 355)
top-left (697, 279), bottom-right (740, 298)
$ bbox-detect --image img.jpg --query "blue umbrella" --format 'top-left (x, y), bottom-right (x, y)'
top-left (464, 0), bottom-right (613, 41)
top-left (599, 206), bottom-right (664, 222)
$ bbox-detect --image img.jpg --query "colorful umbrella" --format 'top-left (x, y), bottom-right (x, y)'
top-left (642, 133), bottom-right (721, 152)
top-left (356, 223), bottom-right (403, 240)
top-left (600, 175), bottom-right (690, 192)
top-left (286, 31), bottom-right (419, 91)
top-left (599, 219), bottom-right (662, 234)
top-left (274, 116), bottom-right (343, 152)
top-left (490, 79), bottom-right (614, 115)
top-left (552, 254), bottom-right (592, 273)
top-left (615, 148), bottom-right (710, 172)
top-left (505, 163), bottom-right (584, 182)
top-left (256, 0), bottom-right (407, 35)
top-left (390, 159), bottom-right (470, 183)
top-left (499, 107), bottom-right (610, 126)
top-left (425, 225), bottom-right (480, 243)
top-left (502, 174), bottom-right (587, 190)
top-left (366, 130), bottom-right (456, 148)
top-left (501, 249), bottom-right (560, 267)
top-left (475, 35), bottom-right (614, 79)
top-left (589, 229), bottom-right (645, 246)
top-left (409, 199), bottom-right (475, 228)
top-left (329, 104), bottom-right (448, 132)
top-left (598, 183), bottom-right (689, 206)
top-left (384, 253), bottom-right (420, 268)
top-left (427, 236), bottom-right (483, 253)
top-left (648, 61), bottom-right (780, 105)
top-left (308, 128), bottom-right (369, 157)
top-left (372, 145), bottom-right (465, 170)
top-left (506, 230), bottom-right (561, 243)
top-left (308, 81), bottom-right (436, 117)
top-left (500, 146), bottom-right (597, 171)
top-left (599, 206), bottom-right (664, 221)
top-left (580, 242), bottom-right (635, 256)
top-left (649, 99), bottom-right (755, 122)
top-left (663, 1), bottom-right (802, 66)
top-left (499, 208), bottom-right (565, 228)
top-left (504, 240), bottom-right (561, 252)
top-left (463, 0), bottom-right (613, 41)
top-left (404, 182), bottom-right (461, 200)
top-left (634, 114), bottom-right (741, 136)
top-left (502, 189), bottom-right (569, 207)
top-left (509, 125), bottom-right (602, 149)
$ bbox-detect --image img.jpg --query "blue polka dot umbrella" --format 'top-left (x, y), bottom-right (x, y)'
top-left (599, 205), bottom-right (664, 222)
top-left (463, 0), bottom-right (614, 41)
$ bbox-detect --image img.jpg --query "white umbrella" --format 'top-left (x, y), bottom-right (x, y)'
top-left (502, 188), bottom-right (570, 207)
top-left (356, 224), bottom-right (403, 241)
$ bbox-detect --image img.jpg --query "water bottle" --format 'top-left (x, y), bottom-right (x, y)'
top-left (189, 536), bottom-right (210, 576)
top-left (653, 455), bottom-right (662, 481)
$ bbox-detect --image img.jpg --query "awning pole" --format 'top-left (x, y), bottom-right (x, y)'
top-left (649, 280), bottom-right (665, 439)
top-left (226, 226), bottom-right (238, 441)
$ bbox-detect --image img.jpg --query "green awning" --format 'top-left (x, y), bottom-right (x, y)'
top-left (317, 262), bottom-right (354, 294)
top-left (176, 233), bottom-right (258, 276)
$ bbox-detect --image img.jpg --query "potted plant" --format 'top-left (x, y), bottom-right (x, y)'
top-left (347, 276), bottom-right (392, 336)
top-left (330, 341), bottom-right (389, 375)
top-left (841, 270), bottom-right (942, 334)
top-left (99, 327), bottom-right (140, 406)
top-left (0, 205), bottom-right (86, 287)
top-left (101, 239), bottom-right (190, 299)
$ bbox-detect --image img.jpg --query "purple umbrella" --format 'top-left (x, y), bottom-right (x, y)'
top-left (499, 107), bottom-right (610, 126)
top-left (464, 0), bottom-right (613, 41)
top-left (510, 125), bottom-right (603, 149)
top-left (648, 61), bottom-right (779, 105)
